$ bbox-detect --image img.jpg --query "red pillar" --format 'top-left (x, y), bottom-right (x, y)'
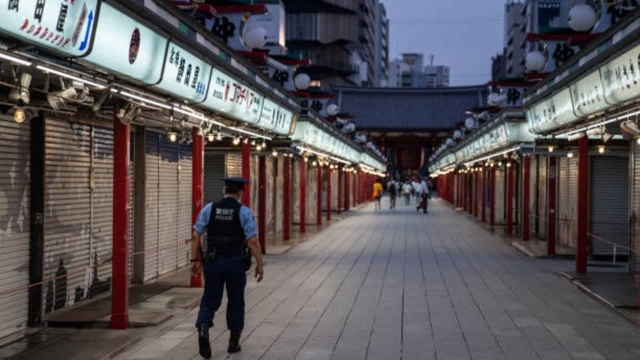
top-left (300, 158), bottom-right (307, 233)
top-left (489, 167), bottom-right (496, 226)
top-left (258, 156), bottom-right (266, 254)
top-left (506, 161), bottom-right (515, 235)
top-left (481, 168), bottom-right (486, 223)
top-left (283, 157), bottom-right (291, 240)
top-left (337, 168), bottom-right (342, 215)
top-left (317, 165), bottom-right (323, 226)
top-left (327, 166), bottom-right (332, 221)
top-left (473, 171), bottom-right (479, 218)
top-left (111, 115), bottom-right (130, 329)
top-left (190, 128), bottom-right (204, 288)
top-left (522, 156), bottom-right (531, 242)
top-left (548, 156), bottom-right (557, 255)
top-left (241, 141), bottom-right (251, 206)
top-left (576, 138), bottom-right (588, 273)
top-left (345, 171), bottom-right (350, 211)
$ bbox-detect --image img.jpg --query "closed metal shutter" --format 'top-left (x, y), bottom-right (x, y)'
top-left (331, 170), bottom-right (338, 212)
top-left (44, 119), bottom-right (114, 313)
top-left (144, 132), bottom-right (160, 281)
top-left (204, 151), bottom-right (225, 205)
top-left (0, 115), bottom-right (30, 339)
top-left (293, 159), bottom-right (301, 224)
top-left (557, 157), bottom-right (578, 248)
top-left (307, 167), bottom-right (318, 223)
top-left (275, 158), bottom-right (284, 233)
top-left (591, 156), bottom-right (629, 256)
top-left (250, 155), bottom-right (259, 211)
top-left (177, 143), bottom-right (192, 268)
top-left (226, 153), bottom-right (242, 178)
top-left (494, 169), bottom-right (505, 224)
top-left (159, 138), bottom-right (179, 275)
top-left (631, 143), bottom-right (640, 278)
top-left (538, 156), bottom-right (548, 239)
top-left (266, 157), bottom-right (276, 236)
top-left (529, 156), bottom-right (538, 235)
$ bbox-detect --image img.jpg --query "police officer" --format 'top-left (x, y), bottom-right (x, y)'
top-left (190, 177), bottom-right (264, 359)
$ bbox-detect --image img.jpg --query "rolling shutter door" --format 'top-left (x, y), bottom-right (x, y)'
top-left (494, 169), bottom-right (505, 224)
top-left (631, 143), bottom-right (640, 278)
top-left (250, 155), bottom-right (259, 212)
top-left (557, 157), bottom-right (578, 248)
top-left (204, 152), bottom-right (225, 205)
top-left (529, 156), bottom-right (538, 235)
top-left (226, 153), bottom-right (242, 178)
top-left (178, 144), bottom-right (192, 268)
top-left (538, 156), bottom-right (548, 239)
top-left (266, 158), bottom-right (276, 236)
top-left (293, 158), bottom-right (301, 224)
top-left (144, 132), bottom-right (160, 281)
top-left (44, 119), bottom-right (114, 314)
top-left (0, 115), bottom-right (30, 339)
top-left (159, 138), bottom-right (179, 275)
top-left (275, 158), bottom-right (284, 234)
top-left (307, 167), bottom-right (318, 223)
top-left (591, 156), bottom-right (629, 256)
top-left (331, 170), bottom-right (339, 212)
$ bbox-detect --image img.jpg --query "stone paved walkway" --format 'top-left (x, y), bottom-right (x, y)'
top-left (112, 199), bottom-right (640, 360)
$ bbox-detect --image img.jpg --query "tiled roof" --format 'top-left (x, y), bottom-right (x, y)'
top-left (336, 85), bottom-right (489, 131)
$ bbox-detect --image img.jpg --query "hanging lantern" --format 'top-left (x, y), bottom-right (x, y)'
top-left (525, 51), bottom-right (546, 72)
top-left (243, 27), bottom-right (267, 49)
top-left (326, 104), bottom-right (339, 116)
top-left (453, 130), bottom-right (462, 139)
top-left (294, 73), bottom-right (311, 90)
top-left (568, 4), bottom-right (597, 32)
top-left (445, 138), bottom-right (454, 147)
top-left (464, 117), bottom-right (475, 130)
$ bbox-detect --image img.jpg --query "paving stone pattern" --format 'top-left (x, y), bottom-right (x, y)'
top-left (113, 199), bottom-right (640, 360)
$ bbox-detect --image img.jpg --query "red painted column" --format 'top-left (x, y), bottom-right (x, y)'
top-left (283, 157), bottom-right (291, 241)
top-left (548, 156), bottom-right (557, 255)
top-left (481, 168), bottom-right (486, 222)
top-left (576, 138), bottom-right (589, 273)
top-left (317, 165), bottom-right (323, 226)
top-left (111, 115), bottom-right (130, 329)
top-left (522, 156), bottom-right (531, 242)
top-left (506, 161), bottom-right (514, 235)
top-left (327, 166), bottom-right (332, 221)
top-left (473, 171), bottom-right (479, 218)
top-left (258, 156), bottom-right (266, 254)
top-left (345, 171), bottom-right (350, 211)
top-left (337, 168), bottom-right (342, 215)
top-left (489, 167), bottom-right (496, 226)
top-left (300, 158), bottom-right (307, 233)
top-left (190, 128), bottom-right (204, 288)
top-left (241, 141), bottom-right (251, 206)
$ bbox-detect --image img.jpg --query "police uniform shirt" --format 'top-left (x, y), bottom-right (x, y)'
top-left (193, 197), bottom-right (258, 239)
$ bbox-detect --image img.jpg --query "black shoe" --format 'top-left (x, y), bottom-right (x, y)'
top-left (197, 324), bottom-right (211, 359)
top-left (228, 331), bottom-right (242, 353)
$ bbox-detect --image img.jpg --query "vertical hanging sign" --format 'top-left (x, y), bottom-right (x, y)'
top-left (0, 0), bottom-right (100, 57)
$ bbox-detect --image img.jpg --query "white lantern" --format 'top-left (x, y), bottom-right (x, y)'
top-left (526, 51), bottom-right (546, 72)
top-left (294, 73), bottom-right (311, 90)
top-left (487, 92), bottom-right (507, 106)
top-left (464, 117), bottom-right (475, 130)
top-left (326, 104), bottom-right (339, 116)
top-left (568, 4), bottom-right (597, 32)
top-left (445, 138), bottom-right (454, 147)
top-left (243, 27), bottom-right (267, 49)
top-left (453, 130), bottom-right (462, 139)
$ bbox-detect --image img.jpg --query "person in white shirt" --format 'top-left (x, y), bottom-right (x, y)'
top-left (412, 180), bottom-right (422, 205)
top-left (402, 182), bottom-right (413, 205)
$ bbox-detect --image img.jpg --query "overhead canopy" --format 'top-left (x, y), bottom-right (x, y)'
top-left (336, 85), bottom-right (489, 131)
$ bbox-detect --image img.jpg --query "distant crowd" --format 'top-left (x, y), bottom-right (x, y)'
top-left (372, 176), bottom-right (433, 214)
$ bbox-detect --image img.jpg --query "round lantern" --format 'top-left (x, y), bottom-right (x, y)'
top-left (464, 117), bottom-right (475, 130)
top-left (453, 130), bottom-right (462, 139)
top-left (326, 104), bottom-right (339, 116)
top-left (243, 27), bottom-right (267, 49)
top-left (568, 4), bottom-right (597, 32)
top-left (446, 138), bottom-right (454, 147)
top-left (525, 51), bottom-right (547, 72)
top-left (294, 73), bottom-right (311, 90)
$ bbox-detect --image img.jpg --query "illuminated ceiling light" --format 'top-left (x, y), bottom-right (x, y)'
top-left (567, 132), bottom-right (586, 142)
top-left (216, 132), bottom-right (222, 141)
top-left (506, 162), bottom-right (512, 167)
top-left (37, 65), bottom-right (106, 89)
top-left (168, 130), bottom-right (178, 143)
top-left (567, 151), bottom-right (574, 158)
top-left (251, 139), bottom-right (256, 146)
top-left (256, 144), bottom-right (262, 151)
top-left (261, 140), bottom-right (267, 148)
top-left (233, 137), bottom-right (241, 146)
top-left (13, 107), bottom-right (25, 123)
top-left (207, 133), bottom-right (215, 142)
top-left (272, 149), bottom-right (278, 157)
top-left (0, 52), bottom-right (32, 66)
top-left (548, 145), bottom-right (554, 153)
top-left (597, 145), bottom-right (606, 154)
top-left (243, 137), bottom-right (249, 144)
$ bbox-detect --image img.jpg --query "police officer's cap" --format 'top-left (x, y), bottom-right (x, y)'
top-left (223, 177), bottom-right (249, 185)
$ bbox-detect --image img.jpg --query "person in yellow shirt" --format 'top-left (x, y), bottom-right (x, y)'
top-left (372, 179), bottom-right (383, 210)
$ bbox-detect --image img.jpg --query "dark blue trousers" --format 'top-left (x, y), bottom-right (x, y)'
top-left (196, 256), bottom-right (246, 331)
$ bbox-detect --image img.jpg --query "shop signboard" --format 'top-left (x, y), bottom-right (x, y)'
top-left (0, 0), bottom-right (100, 57)
top-left (203, 68), bottom-right (263, 123)
top-left (526, 88), bottom-right (577, 134)
top-left (83, 3), bottom-right (167, 84)
top-left (600, 43), bottom-right (640, 105)
top-left (258, 98), bottom-right (294, 135)
top-left (155, 42), bottom-right (211, 103)
top-left (570, 70), bottom-right (607, 118)
top-left (293, 121), bottom-right (362, 165)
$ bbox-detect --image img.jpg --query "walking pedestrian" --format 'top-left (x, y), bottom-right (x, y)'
top-left (373, 178), bottom-right (383, 210)
top-left (387, 178), bottom-right (398, 209)
top-left (412, 179), bottom-right (422, 204)
top-left (421, 177), bottom-right (430, 213)
top-left (402, 181), bottom-right (413, 205)
top-left (191, 177), bottom-right (265, 359)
